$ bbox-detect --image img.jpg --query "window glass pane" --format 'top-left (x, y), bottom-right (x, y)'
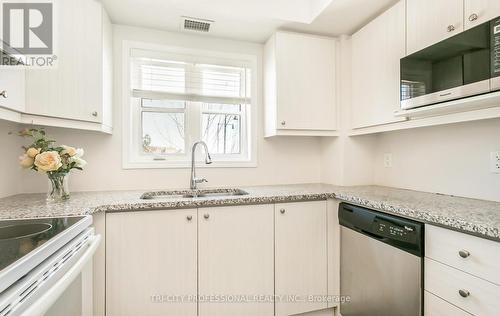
top-left (201, 103), bottom-right (241, 112)
top-left (142, 112), bottom-right (185, 154)
top-left (202, 114), bottom-right (241, 154)
top-left (141, 99), bottom-right (186, 109)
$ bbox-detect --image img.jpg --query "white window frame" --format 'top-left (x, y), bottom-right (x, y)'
top-left (122, 41), bottom-right (258, 169)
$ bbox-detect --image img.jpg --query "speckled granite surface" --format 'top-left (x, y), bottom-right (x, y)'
top-left (0, 184), bottom-right (499, 241)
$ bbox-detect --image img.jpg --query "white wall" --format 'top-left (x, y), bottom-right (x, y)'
top-left (18, 25), bottom-right (322, 193)
top-left (373, 118), bottom-right (500, 202)
top-left (320, 36), bottom-right (377, 187)
top-left (0, 121), bottom-right (23, 198)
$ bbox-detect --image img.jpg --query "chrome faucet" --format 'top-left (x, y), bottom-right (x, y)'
top-left (190, 141), bottom-right (212, 190)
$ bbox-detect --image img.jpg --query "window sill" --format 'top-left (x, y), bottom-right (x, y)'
top-left (122, 160), bottom-right (258, 169)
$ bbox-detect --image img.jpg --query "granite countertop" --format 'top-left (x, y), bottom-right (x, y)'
top-left (0, 184), bottom-right (499, 242)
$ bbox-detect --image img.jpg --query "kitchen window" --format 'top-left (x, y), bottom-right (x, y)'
top-left (123, 45), bottom-right (256, 168)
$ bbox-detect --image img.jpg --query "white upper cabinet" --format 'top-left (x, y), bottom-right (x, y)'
top-left (25, 0), bottom-right (112, 128)
top-left (264, 31), bottom-right (337, 137)
top-left (464, 0), bottom-right (500, 29)
top-left (351, 1), bottom-right (407, 129)
top-left (406, 0), bottom-right (464, 55)
top-left (0, 69), bottom-right (25, 113)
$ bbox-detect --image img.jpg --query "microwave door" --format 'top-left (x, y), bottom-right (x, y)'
top-left (400, 16), bottom-right (493, 109)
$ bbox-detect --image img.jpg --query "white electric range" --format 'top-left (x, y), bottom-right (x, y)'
top-left (0, 216), bottom-right (100, 316)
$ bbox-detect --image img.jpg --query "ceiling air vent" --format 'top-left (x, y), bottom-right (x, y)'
top-left (181, 16), bottom-right (214, 33)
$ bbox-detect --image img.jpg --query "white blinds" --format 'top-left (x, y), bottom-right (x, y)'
top-left (131, 49), bottom-right (251, 105)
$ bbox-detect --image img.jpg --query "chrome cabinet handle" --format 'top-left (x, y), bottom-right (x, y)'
top-left (204, 214), bottom-right (210, 220)
top-left (186, 215), bottom-right (193, 221)
top-left (0, 90), bottom-right (6, 98)
top-left (280, 209), bottom-right (286, 214)
top-left (92, 111), bottom-right (98, 117)
top-left (280, 121), bottom-right (286, 126)
top-left (459, 250), bottom-right (470, 258)
top-left (459, 289), bottom-right (470, 298)
top-left (447, 25), bottom-right (456, 32)
top-left (469, 13), bottom-right (478, 22)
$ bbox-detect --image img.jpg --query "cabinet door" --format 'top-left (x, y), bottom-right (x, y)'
top-left (351, 1), bottom-right (406, 129)
top-left (407, 0), bottom-right (464, 54)
top-left (0, 69), bottom-right (25, 112)
top-left (465, 0), bottom-right (500, 29)
top-left (25, 0), bottom-right (102, 123)
top-left (106, 210), bottom-right (197, 316)
top-left (275, 32), bottom-right (336, 131)
top-left (275, 201), bottom-right (328, 316)
top-left (198, 205), bottom-right (274, 316)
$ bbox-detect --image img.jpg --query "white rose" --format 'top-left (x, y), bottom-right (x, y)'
top-left (70, 156), bottom-right (87, 169)
top-left (34, 151), bottom-right (63, 172)
top-left (19, 154), bottom-right (34, 169)
top-left (75, 148), bottom-right (84, 158)
top-left (61, 145), bottom-right (77, 157)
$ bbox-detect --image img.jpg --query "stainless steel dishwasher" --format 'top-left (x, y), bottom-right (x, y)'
top-left (339, 203), bottom-right (424, 316)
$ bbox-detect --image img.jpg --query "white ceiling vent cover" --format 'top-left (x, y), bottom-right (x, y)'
top-left (181, 16), bottom-right (214, 33)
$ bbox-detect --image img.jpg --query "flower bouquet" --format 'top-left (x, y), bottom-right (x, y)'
top-left (18, 129), bottom-right (86, 202)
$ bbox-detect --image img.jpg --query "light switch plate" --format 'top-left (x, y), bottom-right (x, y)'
top-left (384, 153), bottom-right (393, 168)
top-left (491, 152), bottom-right (500, 173)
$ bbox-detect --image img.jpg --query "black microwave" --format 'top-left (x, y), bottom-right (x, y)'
top-left (400, 16), bottom-right (500, 110)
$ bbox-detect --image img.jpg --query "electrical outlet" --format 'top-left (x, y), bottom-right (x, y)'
top-left (384, 153), bottom-right (393, 168)
top-left (491, 152), bottom-right (500, 173)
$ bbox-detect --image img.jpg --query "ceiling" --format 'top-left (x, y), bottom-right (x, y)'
top-left (101, 0), bottom-right (399, 43)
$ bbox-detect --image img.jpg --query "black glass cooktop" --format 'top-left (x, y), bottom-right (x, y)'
top-left (0, 217), bottom-right (84, 271)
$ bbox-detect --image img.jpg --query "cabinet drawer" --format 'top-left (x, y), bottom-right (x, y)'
top-left (425, 225), bottom-right (500, 285)
top-left (425, 258), bottom-right (500, 316)
top-left (424, 291), bottom-right (471, 316)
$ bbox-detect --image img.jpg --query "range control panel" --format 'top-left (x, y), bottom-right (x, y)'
top-left (373, 218), bottom-right (417, 243)
top-left (492, 17), bottom-right (500, 77)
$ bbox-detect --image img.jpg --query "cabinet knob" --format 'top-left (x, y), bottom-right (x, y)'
top-left (468, 13), bottom-right (479, 22)
top-left (204, 214), bottom-right (210, 220)
top-left (280, 209), bottom-right (286, 214)
top-left (458, 289), bottom-right (470, 298)
top-left (458, 250), bottom-right (470, 258)
top-left (447, 25), bottom-right (456, 32)
top-left (186, 215), bottom-right (193, 221)
top-left (92, 111), bottom-right (98, 117)
top-left (280, 121), bottom-right (286, 126)
top-left (0, 90), bottom-right (6, 98)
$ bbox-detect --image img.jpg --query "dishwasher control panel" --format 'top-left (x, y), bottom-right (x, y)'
top-left (373, 218), bottom-right (418, 243)
top-left (339, 202), bottom-right (424, 257)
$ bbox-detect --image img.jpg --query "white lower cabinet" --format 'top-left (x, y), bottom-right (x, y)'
top-left (198, 205), bottom-right (274, 316)
top-left (424, 225), bottom-right (500, 316)
top-left (275, 201), bottom-right (328, 316)
top-left (105, 201), bottom-right (336, 316)
top-left (424, 291), bottom-right (472, 316)
top-left (106, 209), bottom-right (198, 316)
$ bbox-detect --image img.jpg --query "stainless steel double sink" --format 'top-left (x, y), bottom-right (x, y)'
top-left (140, 188), bottom-right (249, 200)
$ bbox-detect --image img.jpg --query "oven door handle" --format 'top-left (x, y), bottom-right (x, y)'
top-left (20, 234), bottom-right (101, 316)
